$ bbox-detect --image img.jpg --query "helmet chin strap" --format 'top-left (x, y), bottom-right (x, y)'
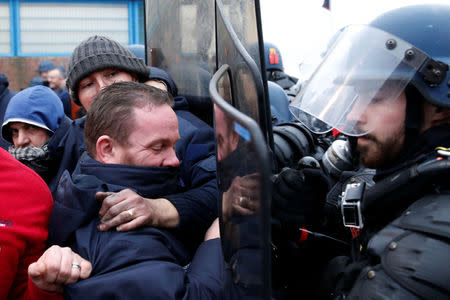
top-left (402, 85), bottom-right (423, 155)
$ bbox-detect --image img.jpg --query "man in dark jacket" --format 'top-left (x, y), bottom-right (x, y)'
top-left (288, 4), bottom-right (450, 298)
top-left (0, 72), bottom-right (16, 149)
top-left (49, 82), bottom-right (223, 299)
top-left (65, 35), bottom-right (217, 253)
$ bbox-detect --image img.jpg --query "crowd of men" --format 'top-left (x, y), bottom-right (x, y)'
top-left (0, 3), bottom-right (449, 300)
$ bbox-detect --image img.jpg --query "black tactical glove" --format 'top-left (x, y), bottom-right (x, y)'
top-left (272, 166), bottom-right (331, 227)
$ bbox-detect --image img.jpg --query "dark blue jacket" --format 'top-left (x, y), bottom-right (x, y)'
top-left (0, 73), bottom-right (16, 149)
top-left (46, 116), bottom-right (82, 194)
top-left (55, 88), bottom-right (72, 119)
top-left (49, 153), bottom-right (224, 299)
top-left (169, 96), bottom-right (218, 252)
top-left (46, 116), bottom-right (85, 197)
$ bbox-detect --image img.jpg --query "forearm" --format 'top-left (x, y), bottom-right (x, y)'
top-left (166, 178), bottom-right (218, 233)
top-left (146, 197), bottom-right (180, 228)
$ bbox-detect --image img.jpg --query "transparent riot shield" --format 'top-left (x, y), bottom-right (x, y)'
top-left (144, 0), bottom-right (271, 136)
top-left (145, 1), bottom-right (273, 298)
top-left (144, 0), bottom-right (215, 125)
top-left (215, 0), bottom-right (272, 147)
top-left (210, 64), bottom-right (272, 300)
top-left (211, 0), bottom-right (272, 298)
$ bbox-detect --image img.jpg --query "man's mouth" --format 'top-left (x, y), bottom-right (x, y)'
top-left (357, 135), bottom-right (376, 145)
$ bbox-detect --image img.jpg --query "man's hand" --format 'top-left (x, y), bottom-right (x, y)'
top-left (96, 189), bottom-right (180, 231)
top-left (272, 167), bottom-right (331, 226)
top-left (28, 245), bottom-right (92, 293)
top-left (222, 174), bottom-right (260, 221)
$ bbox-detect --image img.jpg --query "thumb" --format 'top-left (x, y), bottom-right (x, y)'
top-left (28, 261), bottom-right (45, 280)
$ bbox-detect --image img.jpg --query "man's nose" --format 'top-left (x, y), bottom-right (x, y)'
top-left (346, 101), bottom-right (367, 123)
top-left (15, 131), bottom-right (30, 147)
top-left (163, 149), bottom-right (180, 167)
top-left (97, 78), bottom-right (109, 91)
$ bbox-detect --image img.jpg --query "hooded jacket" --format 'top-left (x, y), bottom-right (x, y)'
top-left (0, 73), bottom-right (16, 149)
top-left (1, 85), bottom-right (81, 196)
top-left (48, 153), bottom-right (224, 299)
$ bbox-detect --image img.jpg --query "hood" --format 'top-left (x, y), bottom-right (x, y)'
top-left (148, 66), bottom-right (179, 97)
top-left (2, 85), bottom-right (64, 142)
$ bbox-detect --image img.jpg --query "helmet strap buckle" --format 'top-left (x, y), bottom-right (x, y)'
top-left (419, 59), bottom-right (448, 86)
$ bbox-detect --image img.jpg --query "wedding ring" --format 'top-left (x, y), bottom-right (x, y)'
top-left (72, 263), bottom-right (81, 271)
top-left (127, 209), bottom-right (134, 217)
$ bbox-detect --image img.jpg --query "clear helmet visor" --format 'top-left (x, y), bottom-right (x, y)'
top-left (289, 25), bottom-right (429, 137)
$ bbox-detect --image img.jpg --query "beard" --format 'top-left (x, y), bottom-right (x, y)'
top-left (357, 126), bottom-right (405, 169)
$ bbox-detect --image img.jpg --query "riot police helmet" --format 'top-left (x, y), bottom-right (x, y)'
top-left (289, 4), bottom-right (449, 137)
top-left (264, 42), bottom-right (284, 72)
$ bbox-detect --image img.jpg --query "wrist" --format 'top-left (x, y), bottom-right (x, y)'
top-left (149, 198), bottom-right (180, 228)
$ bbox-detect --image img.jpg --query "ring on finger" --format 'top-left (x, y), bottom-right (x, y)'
top-left (127, 209), bottom-right (134, 217)
top-left (72, 263), bottom-right (81, 271)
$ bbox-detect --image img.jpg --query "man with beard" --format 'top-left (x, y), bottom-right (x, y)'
top-left (49, 82), bottom-right (223, 299)
top-left (287, 4), bottom-right (450, 298)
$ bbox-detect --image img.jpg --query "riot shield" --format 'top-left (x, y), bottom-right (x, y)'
top-left (144, 0), bottom-right (215, 125)
top-left (211, 0), bottom-right (272, 298)
top-left (215, 0), bottom-right (272, 147)
top-left (210, 64), bottom-right (272, 300)
top-left (145, 0), bottom-right (273, 297)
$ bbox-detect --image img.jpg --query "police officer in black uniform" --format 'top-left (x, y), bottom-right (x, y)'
top-left (288, 4), bottom-right (450, 299)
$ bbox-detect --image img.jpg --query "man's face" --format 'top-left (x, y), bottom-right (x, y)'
top-left (214, 105), bottom-right (239, 162)
top-left (9, 122), bottom-right (49, 148)
top-left (111, 105), bottom-right (180, 167)
top-left (40, 71), bottom-right (49, 81)
top-left (47, 69), bottom-right (64, 90)
top-left (347, 91), bottom-right (407, 169)
top-left (78, 68), bottom-right (136, 110)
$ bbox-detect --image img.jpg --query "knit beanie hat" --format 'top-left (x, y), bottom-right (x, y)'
top-left (67, 35), bottom-right (149, 106)
top-left (2, 85), bottom-right (64, 142)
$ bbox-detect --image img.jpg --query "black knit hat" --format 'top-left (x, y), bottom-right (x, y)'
top-left (67, 35), bottom-right (149, 106)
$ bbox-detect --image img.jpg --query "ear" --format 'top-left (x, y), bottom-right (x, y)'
top-left (96, 135), bottom-right (118, 164)
top-left (422, 102), bottom-right (450, 131)
top-left (433, 107), bottom-right (450, 124)
top-left (231, 131), bottom-right (240, 150)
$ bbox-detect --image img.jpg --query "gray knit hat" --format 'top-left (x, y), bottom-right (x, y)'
top-left (67, 35), bottom-right (149, 106)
